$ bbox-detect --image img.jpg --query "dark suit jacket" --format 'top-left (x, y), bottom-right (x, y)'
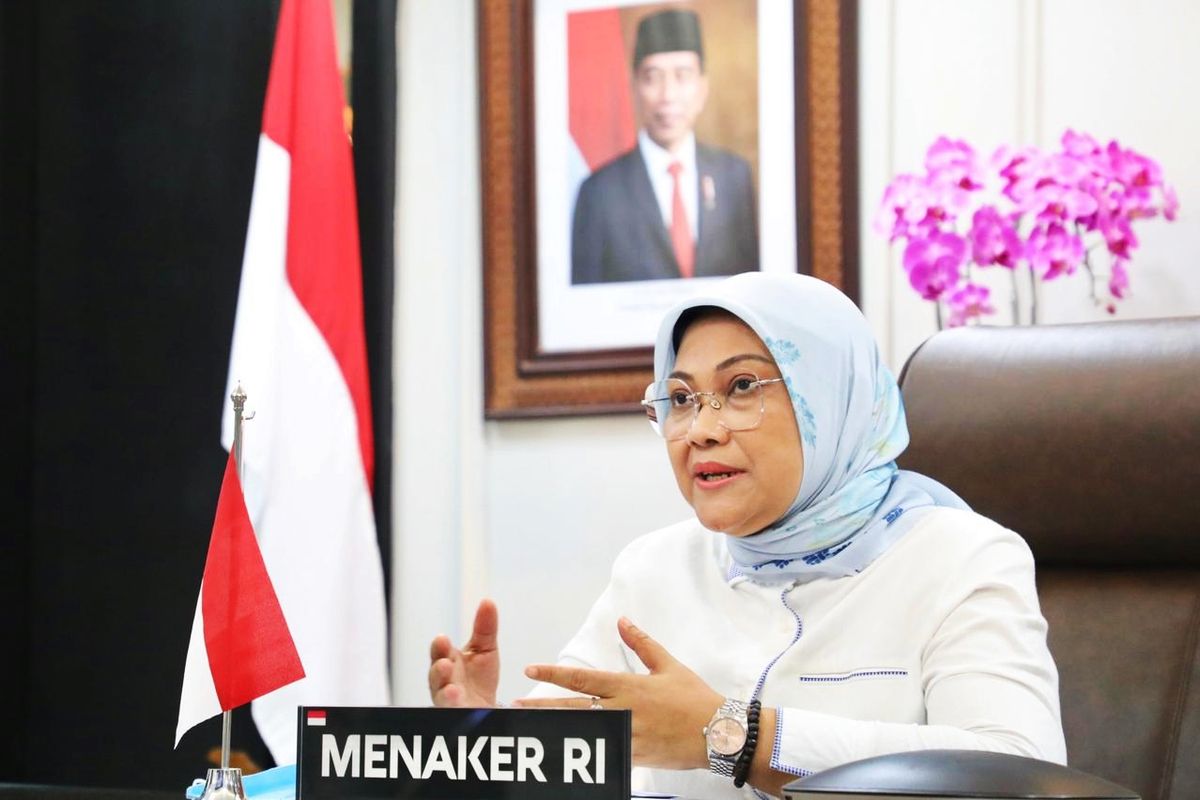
top-left (571, 143), bottom-right (759, 284)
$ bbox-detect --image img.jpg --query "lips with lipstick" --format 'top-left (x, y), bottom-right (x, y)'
top-left (692, 461), bottom-right (745, 487)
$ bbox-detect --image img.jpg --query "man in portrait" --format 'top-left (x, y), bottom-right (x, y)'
top-left (571, 8), bottom-right (759, 285)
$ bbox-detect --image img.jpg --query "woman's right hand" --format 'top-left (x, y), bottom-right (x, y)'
top-left (428, 598), bottom-right (501, 707)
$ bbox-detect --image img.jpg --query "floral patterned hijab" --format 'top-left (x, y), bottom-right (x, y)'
top-left (654, 272), bottom-right (968, 581)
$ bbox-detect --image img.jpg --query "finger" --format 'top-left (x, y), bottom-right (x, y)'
top-left (433, 682), bottom-right (464, 707)
top-left (428, 657), bottom-right (455, 694)
top-left (429, 634), bottom-right (456, 662)
top-left (618, 617), bottom-right (675, 673)
top-left (511, 696), bottom-right (597, 710)
top-left (524, 664), bottom-right (623, 696)
top-left (465, 599), bottom-right (499, 654)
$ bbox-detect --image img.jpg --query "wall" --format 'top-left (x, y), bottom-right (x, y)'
top-left (391, 0), bottom-right (1200, 704)
top-left (391, 0), bottom-right (692, 705)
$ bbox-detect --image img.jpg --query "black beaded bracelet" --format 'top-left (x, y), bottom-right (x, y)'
top-left (732, 699), bottom-right (762, 787)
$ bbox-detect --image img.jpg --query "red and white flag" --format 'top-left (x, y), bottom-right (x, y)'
top-left (175, 453), bottom-right (305, 745)
top-left (568, 8), bottom-right (636, 173)
top-left (209, 0), bottom-right (390, 761)
top-left (565, 9), bottom-right (637, 224)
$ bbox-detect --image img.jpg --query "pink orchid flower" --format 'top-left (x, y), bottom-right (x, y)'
top-left (1061, 129), bottom-right (1102, 159)
top-left (1164, 185), bottom-right (1180, 221)
top-left (968, 206), bottom-right (1023, 268)
top-left (875, 175), bottom-right (940, 241)
top-left (946, 282), bottom-right (996, 327)
top-left (903, 231), bottom-right (966, 300)
top-left (925, 136), bottom-right (986, 190)
top-left (1097, 212), bottom-right (1139, 258)
top-left (1027, 223), bottom-right (1085, 281)
top-left (1109, 259), bottom-right (1130, 301)
top-left (877, 130), bottom-right (1177, 325)
top-left (1105, 141), bottom-right (1163, 190)
top-left (1026, 183), bottom-right (1099, 225)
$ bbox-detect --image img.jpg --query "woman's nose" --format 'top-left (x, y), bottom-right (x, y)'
top-left (687, 398), bottom-right (729, 445)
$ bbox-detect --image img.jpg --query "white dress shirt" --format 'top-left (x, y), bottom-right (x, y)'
top-left (638, 129), bottom-right (699, 242)
top-left (529, 507), bottom-right (1066, 799)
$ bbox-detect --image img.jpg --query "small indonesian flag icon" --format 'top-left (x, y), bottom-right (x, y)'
top-left (307, 710), bottom-right (327, 727)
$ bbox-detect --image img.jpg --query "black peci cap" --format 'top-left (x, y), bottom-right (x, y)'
top-left (632, 9), bottom-right (704, 70)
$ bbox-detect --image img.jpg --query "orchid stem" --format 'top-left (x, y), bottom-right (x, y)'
top-left (1082, 251), bottom-right (1099, 303)
top-left (1010, 269), bottom-right (1020, 325)
top-left (1029, 266), bottom-right (1039, 325)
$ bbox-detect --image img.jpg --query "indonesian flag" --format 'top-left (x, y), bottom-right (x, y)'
top-left (566, 8), bottom-right (637, 218)
top-left (567, 8), bottom-right (636, 173)
top-left (175, 453), bottom-right (305, 745)
top-left (211, 0), bottom-right (389, 762)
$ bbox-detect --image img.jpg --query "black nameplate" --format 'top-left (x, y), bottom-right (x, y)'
top-left (296, 706), bottom-right (631, 800)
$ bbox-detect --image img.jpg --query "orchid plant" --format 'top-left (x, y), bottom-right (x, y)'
top-left (876, 131), bottom-right (1178, 327)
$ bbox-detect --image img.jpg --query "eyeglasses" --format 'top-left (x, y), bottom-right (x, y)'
top-left (641, 374), bottom-right (786, 441)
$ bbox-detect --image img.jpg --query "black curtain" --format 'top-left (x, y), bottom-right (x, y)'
top-left (0, 0), bottom-right (396, 790)
top-left (353, 0), bottom-right (397, 606)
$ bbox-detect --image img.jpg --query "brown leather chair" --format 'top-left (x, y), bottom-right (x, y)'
top-left (897, 317), bottom-right (1200, 800)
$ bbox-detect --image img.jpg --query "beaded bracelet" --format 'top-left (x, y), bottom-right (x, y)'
top-left (732, 699), bottom-right (762, 787)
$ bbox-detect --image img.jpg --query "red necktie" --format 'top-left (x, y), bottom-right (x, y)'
top-left (668, 161), bottom-right (695, 278)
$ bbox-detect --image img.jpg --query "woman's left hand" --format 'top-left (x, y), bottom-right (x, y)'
top-left (513, 617), bottom-right (723, 770)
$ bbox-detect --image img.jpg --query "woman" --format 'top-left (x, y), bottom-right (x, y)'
top-left (429, 273), bottom-right (1065, 799)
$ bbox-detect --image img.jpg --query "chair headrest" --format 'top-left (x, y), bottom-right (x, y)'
top-left (897, 317), bottom-right (1200, 567)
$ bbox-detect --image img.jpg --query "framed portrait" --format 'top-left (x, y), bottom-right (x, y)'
top-left (480, 0), bottom-right (859, 418)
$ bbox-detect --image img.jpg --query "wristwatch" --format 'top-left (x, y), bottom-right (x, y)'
top-left (703, 698), bottom-right (749, 776)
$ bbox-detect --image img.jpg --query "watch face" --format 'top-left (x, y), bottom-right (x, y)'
top-left (707, 716), bottom-right (747, 756)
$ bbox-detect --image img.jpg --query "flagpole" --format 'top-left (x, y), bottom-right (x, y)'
top-left (222, 383), bottom-right (249, 770)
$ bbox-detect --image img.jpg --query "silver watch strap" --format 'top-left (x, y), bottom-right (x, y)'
top-left (720, 698), bottom-right (750, 720)
top-left (706, 698), bottom-right (750, 777)
top-left (711, 755), bottom-right (736, 777)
